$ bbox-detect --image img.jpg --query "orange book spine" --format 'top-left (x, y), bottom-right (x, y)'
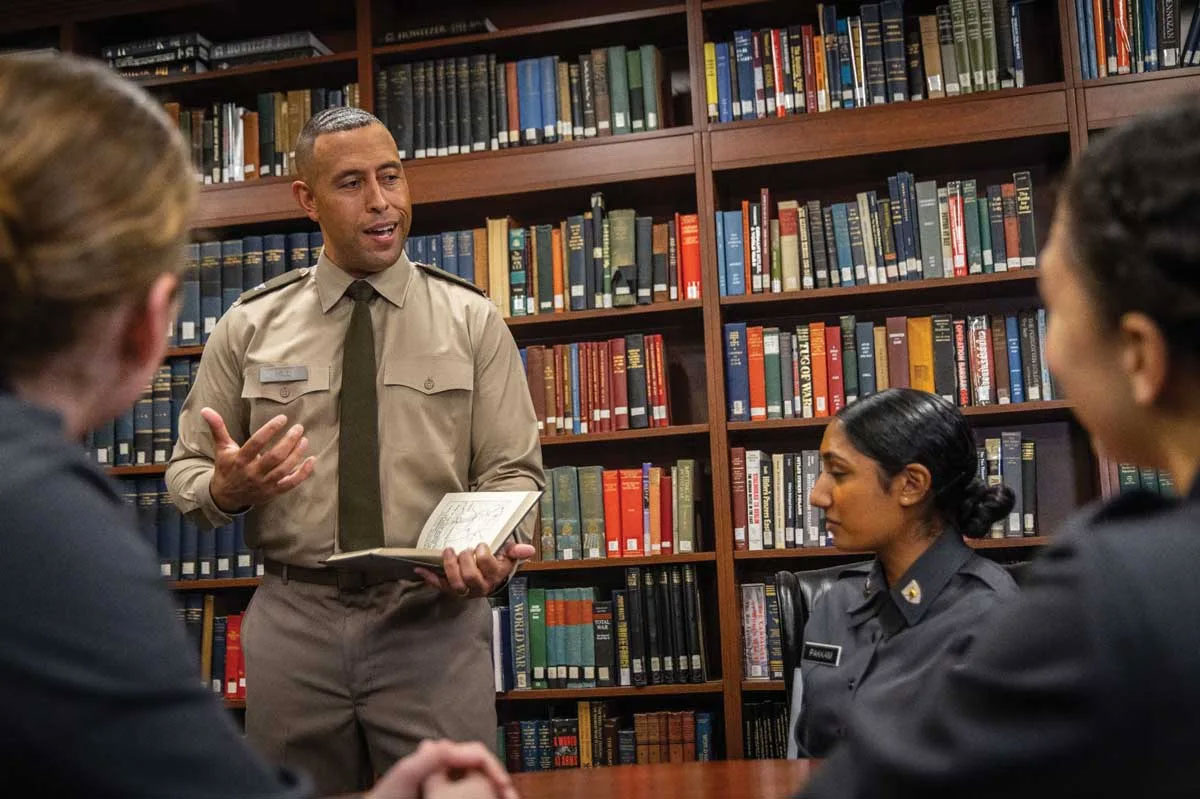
top-left (809, 322), bottom-right (829, 417)
top-left (644, 335), bottom-right (659, 432)
top-left (648, 466), bottom-right (662, 555)
top-left (654, 334), bottom-right (670, 426)
top-left (747, 326), bottom-right (767, 421)
top-left (552, 225), bottom-right (565, 312)
top-left (602, 470), bottom-right (622, 556)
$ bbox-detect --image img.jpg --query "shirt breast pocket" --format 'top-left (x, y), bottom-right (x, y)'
top-left (241, 363), bottom-right (332, 431)
top-left (383, 357), bottom-right (474, 451)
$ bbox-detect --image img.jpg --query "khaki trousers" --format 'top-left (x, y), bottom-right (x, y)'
top-left (242, 571), bottom-right (496, 794)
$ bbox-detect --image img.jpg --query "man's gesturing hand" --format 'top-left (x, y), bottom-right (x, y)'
top-left (202, 407), bottom-right (316, 514)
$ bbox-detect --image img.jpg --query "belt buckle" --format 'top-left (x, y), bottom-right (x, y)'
top-left (336, 570), bottom-right (368, 592)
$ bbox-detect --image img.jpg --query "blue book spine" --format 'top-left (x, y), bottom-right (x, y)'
top-left (831, 203), bottom-right (855, 285)
top-left (114, 407), bottom-right (134, 466)
top-left (242, 235), bottom-right (264, 291)
top-left (156, 481), bottom-right (180, 580)
top-left (428, 233), bottom-right (442, 271)
top-left (508, 576), bottom-right (530, 690)
top-left (715, 211), bottom-right (728, 297)
top-left (215, 523), bottom-right (235, 578)
top-left (733, 30), bottom-right (757, 119)
top-left (308, 231), bottom-right (323, 266)
top-left (197, 525), bottom-right (216, 580)
top-left (233, 516), bottom-right (253, 578)
top-left (1037, 308), bottom-right (1054, 399)
top-left (539, 56), bottom-right (558, 143)
top-left (210, 617), bottom-right (227, 694)
top-left (498, 606), bottom-right (514, 692)
top-left (856, 320), bottom-right (877, 397)
top-left (1006, 314), bottom-right (1026, 403)
top-left (198, 241), bottom-right (222, 343)
top-left (1074, 0), bottom-right (1091, 78)
top-left (457, 229), bottom-right (474, 284)
top-left (410, 234), bottom-right (427, 264)
top-left (724, 322), bottom-right (750, 421)
top-left (179, 518), bottom-right (198, 581)
top-left (93, 420), bottom-right (115, 466)
top-left (220, 239), bottom-right (242, 313)
top-left (1143, 0), bottom-right (1158, 70)
top-left (824, 5), bottom-right (843, 105)
top-left (536, 720), bottom-right (552, 771)
top-left (440, 230), bottom-right (458, 276)
top-left (179, 243), bottom-right (201, 346)
top-left (517, 59), bottom-right (542, 144)
top-left (519, 720), bottom-right (538, 771)
top-left (286, 232), bottom-right (309, 272)
top-left (262, 234), bottom-right (286, 281)
top-left (716, 42), bottom-right (734, 122)
top-left (723, 210), bottom-right (746, 296)
top-left (696, 712), bottom-right (714, 761)
top-left (901, 172), bottom-right (920, 280)
top-left (1011, 4), bottom-right (1025, 87)
top-left (136, 478), bottom-right (158, 548)
top-left (566, 215), bottom-right (588, 311)
top-left (837, 19), bottom-right (855, 107)
top-left (569, 343), bottom-right (581, 435)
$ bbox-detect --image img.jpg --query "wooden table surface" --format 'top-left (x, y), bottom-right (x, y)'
top-left (511, 760), bottom-right (817, 799)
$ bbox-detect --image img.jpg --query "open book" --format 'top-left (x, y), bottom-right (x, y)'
top-left (322, 491), bottom-right (541, 579)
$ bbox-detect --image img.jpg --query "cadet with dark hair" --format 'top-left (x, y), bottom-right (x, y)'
top-left (167, 106), bottom-right (543, 793)
top-left (803, 98), bottom-right (1200, 798)
top-left (787, 388), bottom-right (1017, 758)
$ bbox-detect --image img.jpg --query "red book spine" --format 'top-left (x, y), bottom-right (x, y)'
top-left (225, 613), bottom-right (242, 700)
top-left (747, 326), bottom-right (767, 421)
top-left (953, 318), bottom-right (970, 407)
top-left (618, 468), bottom-right (644, 556)
top-left (679, 214), bottom-right (702, 301)
top-left (599, 339), bottom-right (612, 432)
top-left (644, 334), bottom-right (660, 430)
top-left (610, 337), bottom-right (629, 430)
top-left (579, 341), bottom-right (592, 435)
top-left (553, 343), bottom-right (566, 434)
top-left (802, 26), bottom-right (818, 114)
top-left (950, 186), bottom-right (967, 277)
top-left (660, 472), bottom-right (674, 554)
top-left (657, 335), bottom-right (671, 426)
top-left (560, 343), bottom-right (573, 433)
top-left (603, 469), bottom-right (622, 556)
top-left (731, 448), bottom-right (748, 550)
top-left (771, 28), bottom-right (787, 116)
top-left (826, 323), bottom-right (844, 413)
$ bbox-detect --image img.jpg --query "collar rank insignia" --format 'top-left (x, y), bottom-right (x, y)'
top-left (901, 579), bottom-right (922, 605)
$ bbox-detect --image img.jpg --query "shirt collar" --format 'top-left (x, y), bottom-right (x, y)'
top-left (315, 248), bottom-right (414, 313)
top-left (846, 531), bottom-right (974, 631)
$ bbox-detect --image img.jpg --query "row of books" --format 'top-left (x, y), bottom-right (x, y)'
top-left (104, 30), bottom-right (332, 79)
top-left (426, 202), bottom-right (703, 320)
top-left (704, 0), bottom-right (1028, 122)
top-left (1114, 463), bottom-right (1178, 495)
top-left (731, 432), bottom-right (1041, 551)
top-left (498, 567), bottom-right (709, 692)
top-left (496, 705), bottom-right (715, 772)
top-left (179, 233), bottom-right (323, 347)
top-left (123, 478), bottom-right (261, 581)
top-left (716, 170), bottom-right (1037, 296)
top-left (178, 595), bottom-right (246, 701)
top-left (373, 44), bottom-right (669, 161)
top-left (741, 582), bottom-right (785, 681)
top-left (165, 87), bottom-right (359, 185)
top-left (1072, 0), bottom-right (1195, 78)
top-left (743, 701), bottom-right (790, 760)
top-left (520, 333), bottom-right (672, 437)
top-left (86, 358), bottom-right (199, 467)
top-left (535, 462), bottom-right (702, 562)
top-left (722, 310), bottom-right (1055, 423)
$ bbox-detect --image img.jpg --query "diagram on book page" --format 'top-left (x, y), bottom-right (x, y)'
top-left (420, 497), bottom-right (513, 552)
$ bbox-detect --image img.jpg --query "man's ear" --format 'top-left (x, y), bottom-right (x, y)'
top-left (121, 272), bottom-right (177, 375)
top-left (292, 179), bottom-right (320, 223)
top-left (1118, 311), bottom-right (1170, 409)
top-left (894, 463), bottom-right (934, 508)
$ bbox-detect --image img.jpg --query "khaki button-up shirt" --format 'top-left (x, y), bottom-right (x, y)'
top-left (166, 251), bottom-right (544, 568)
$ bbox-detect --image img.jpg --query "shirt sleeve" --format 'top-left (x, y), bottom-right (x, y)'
top-left (801, 536), bottom-right (1111, 799)
top-left (0, 468), bottom-right (312, 799)
top-left (467, 300), bottom-right (545, 545)
top-left (166, 312), bottom-right (248, 529)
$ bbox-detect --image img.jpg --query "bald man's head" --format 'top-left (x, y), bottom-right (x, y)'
top-left (294, 106), bottom-right (390, 181)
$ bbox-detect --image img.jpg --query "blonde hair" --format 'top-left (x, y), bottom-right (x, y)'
top-left (0, 53), bottom-right (195, 380)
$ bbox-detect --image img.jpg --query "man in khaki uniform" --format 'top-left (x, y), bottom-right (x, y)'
top-left (167, 107), bottom-right (542, 795)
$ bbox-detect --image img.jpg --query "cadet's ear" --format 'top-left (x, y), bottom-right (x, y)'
top-left (893, 463), bottom-right (933, 508)
top-left (292, 180), bottom-right (320, 223)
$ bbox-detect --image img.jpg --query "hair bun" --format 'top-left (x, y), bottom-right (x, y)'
top-left (956, 477), bottom-right (1015, 538)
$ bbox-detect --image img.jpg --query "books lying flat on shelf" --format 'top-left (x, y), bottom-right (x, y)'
top-left (324, 491), bottom-right (541, 576)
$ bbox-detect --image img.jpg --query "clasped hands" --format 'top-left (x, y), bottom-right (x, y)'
top-left (365, 739), bottom-right (519, 799)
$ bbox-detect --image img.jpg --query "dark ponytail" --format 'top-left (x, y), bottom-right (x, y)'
top-left (836, 388), bottom-right (1014, 538)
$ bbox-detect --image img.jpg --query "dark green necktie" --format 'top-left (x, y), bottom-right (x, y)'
top-left (338, 280), bottom-right (385, 552)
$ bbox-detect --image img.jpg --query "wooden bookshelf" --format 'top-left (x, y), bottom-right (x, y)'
top-left (166, 345), bottom-right (205, 358)
top-left (32, 0), bottom-right (1128, 762)
top-left (733, 536), bottom-right (1052, 561)
top-left (225, 698), bottom-right (247, 710)
top-left (109, 464), bottom-right (168, 477)
top-left (497, 681), bottom-right (724, 702)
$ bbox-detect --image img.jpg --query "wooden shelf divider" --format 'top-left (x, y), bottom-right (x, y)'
top-left (521, 552), bottom-right (716, 573)
top-left (169, 577), bottom-right (261, 591)
top-left (497, 681), bottom-right (724, 702)
top-left (734, 536), bottom-right (1052, 561)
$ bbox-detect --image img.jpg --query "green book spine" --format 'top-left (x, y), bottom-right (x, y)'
top-left (763, 328), bottom-right (783, 420)
top-left (978, 0), bottom-right (999, 89)
top-left (607, 45), bottom-right (631, 135)
top-left (552, 466), bottom-right (582, 560)
top-left (529, 588), bottom-right (548, 689)
top-left (639, 45), bottom-right (661, 130)
top-left (964, 0), bottom-right (985, 89)
top-left (770, 219), bottom-right (783, 294)
top-left (625, 48), bottom-right (645, 132)
top-left (507, 226), bottom-right (527, 317)
top-left (577, 465), bottom-right (606, 559)
top-left (1139, 466), bottom-right (1161, 493)
top-left (676, 459), bottom-right (697, 553)
top-left (539, 479), bottom-right (556, 561)
top-left (977, 188), bottom-right (994, 273)
top-left (949, 0), bottom-right (974, 91)
top-left (840, 315), bottom-right (859, 403)
top-left (608, 209), bottom-right (637, 307)
top-left (963, 180), bottom-right (983, 274)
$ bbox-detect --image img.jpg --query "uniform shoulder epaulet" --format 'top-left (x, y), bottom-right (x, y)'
top-left (235, 268), bottom-right (309, 306)
top-left (411, 260), bottom-right (486, 296)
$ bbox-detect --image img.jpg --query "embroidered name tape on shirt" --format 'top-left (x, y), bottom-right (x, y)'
top-left (802, 642), bottom-right (842, 667)
top-left (259, 366), bottom-right (309, 383)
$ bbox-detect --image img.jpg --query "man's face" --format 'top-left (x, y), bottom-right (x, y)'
top-left (300, 122), bottom-right (412, 274)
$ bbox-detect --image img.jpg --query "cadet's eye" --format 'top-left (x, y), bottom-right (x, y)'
top-left (382, 173), bottom-right (401, 185)
top-left (341, 178), bottom-right (360, 190)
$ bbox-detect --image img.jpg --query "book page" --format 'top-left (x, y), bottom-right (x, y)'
top-left (417, 491), bottom-right (539, 553)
